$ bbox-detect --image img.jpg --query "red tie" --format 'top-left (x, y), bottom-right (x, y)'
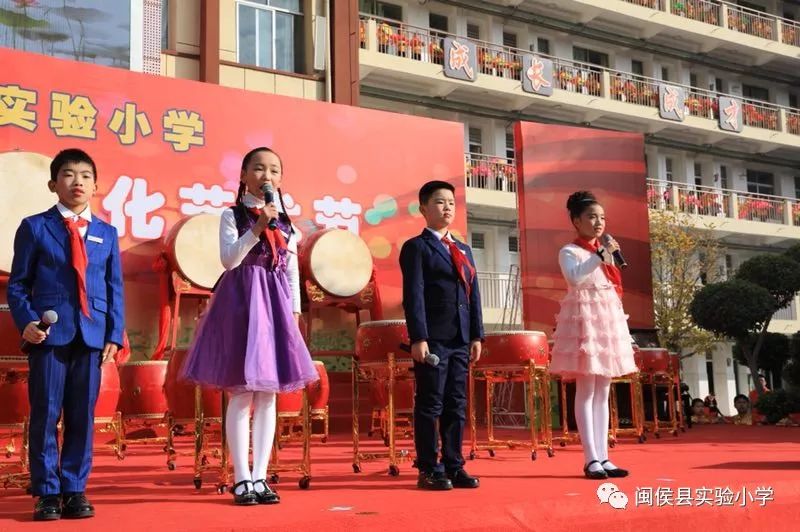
top-left (64, 217), bottom-right (90, 317)
top-left (444, 236), bottom-right (475, 299)
top-left (248, 208), bottom-right (288, 268)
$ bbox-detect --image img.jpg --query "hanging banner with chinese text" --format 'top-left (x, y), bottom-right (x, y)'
top-left (0, 48), bottom-right (467, 357)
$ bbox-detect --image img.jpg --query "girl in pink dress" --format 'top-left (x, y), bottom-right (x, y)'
top-left (550, 190), bottom-right (637, 479)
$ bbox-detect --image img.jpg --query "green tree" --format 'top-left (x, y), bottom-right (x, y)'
top-left (690, 279), bottom-right (776, 396)
top-left (733, 333), bottom-right (790, 387)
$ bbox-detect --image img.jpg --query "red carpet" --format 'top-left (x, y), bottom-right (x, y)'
top-left (1, 424), bottom-right (799, 531)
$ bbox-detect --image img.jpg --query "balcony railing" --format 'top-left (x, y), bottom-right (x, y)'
top-left (465, 153), bottom-right (517, 193)
top-left (477, 271), bottom-right (520, 310)
top-left (647, 179), bottom-right (800, 227)
top-left (360, 16), bottom-right (800, 137)
top-left (624, 0), bottom-right (800, 48)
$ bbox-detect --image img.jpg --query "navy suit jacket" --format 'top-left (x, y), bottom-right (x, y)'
top-left (7, 206), bottom-right (125, 350)
top-left (399, 229), bottom-right (484, 346)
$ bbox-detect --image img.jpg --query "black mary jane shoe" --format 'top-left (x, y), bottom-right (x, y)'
top-left (61, 493), bottom-right (94, 519)
top-left (230, 480), bottom-right (259, 506)
top-left (583, 460), bottom-right (609, 480)
top-left (253, 479), bottom-right (280, 504)
top-left (33, 495), bottom-right (62, 521)
top-left (601, 460), bottom-right (629, 478)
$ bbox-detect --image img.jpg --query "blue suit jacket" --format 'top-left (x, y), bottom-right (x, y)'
top-left (399, 229), bottom-right (484, 345)
top-left (7, 206), bottom-right (125, 350)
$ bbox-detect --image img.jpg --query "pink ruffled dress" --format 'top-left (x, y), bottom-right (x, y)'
top-left (550, 243), bottom-right (637, 378)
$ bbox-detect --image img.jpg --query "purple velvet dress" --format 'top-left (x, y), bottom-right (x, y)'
top-left (180, 207), bottom-right (318, 392)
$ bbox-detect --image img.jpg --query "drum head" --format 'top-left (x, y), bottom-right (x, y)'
top-left (309, 229), bottom-right (373, 297)
top-left (170, 214), bottom-right (224, 290)
top-left (0, 152), bottom-right (56, 273)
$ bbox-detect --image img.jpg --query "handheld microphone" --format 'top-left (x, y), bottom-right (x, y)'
top-left (21, 310), bottom-right (58, 354)
top-left (259, 183), bottom-right (279, 231)
top-left (399, 343), bottom-right (440, 367)
top-left (601, 233), bottom-right (628, 269)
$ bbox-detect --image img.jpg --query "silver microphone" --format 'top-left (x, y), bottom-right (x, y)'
top-left (21, 310), bottom-right (58, 354)
top-left (259, 183), bottom-right (278, 230)
top-left (399, 343), bottom-right (440, 366)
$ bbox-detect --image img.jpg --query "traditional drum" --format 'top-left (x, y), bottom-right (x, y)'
top-left (118, 361), bottom-right (169, 419)
top-left (164, 214), bottom-right (225, 290)
top-left (277, 361), bottom-right (329, 414)
top-left (299, 228), bottom-right (373, 298)
top-left (94, 362), bottom-right (121, 419)
top-left (163, 349), bottom-right (222, 419)
top-left (0, 302), bottom-right (22, 357)
top-left (355, 320), bottom-right (409, 363)
top-left (638, 348), bottom-right (671, 375)
top-left (0, 356), bottom-right (29, 425)
top-left (0, 151), bottom-right (55, 274)
top-left (479, 331), bottom-right (549, 367)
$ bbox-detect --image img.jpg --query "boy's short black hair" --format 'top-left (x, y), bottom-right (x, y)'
top-left (418, 180), bottom-right (455, 205)
top-left (734, 394), bottom-right (750, 403)
top-left (691, 398), bottom-right (705, 407)
top-left (50, 149), bottom-right (97, 181)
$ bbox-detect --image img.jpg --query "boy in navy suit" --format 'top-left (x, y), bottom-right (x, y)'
top-left (399, 180), bottom-right (484, 490)
top-left (7, 149), bottom-right (125, 520)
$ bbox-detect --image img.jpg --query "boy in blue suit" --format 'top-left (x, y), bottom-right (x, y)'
top-left (399, 180), bottom-right (484, 491)
top-left (7, 149), bottom-right (125, 521)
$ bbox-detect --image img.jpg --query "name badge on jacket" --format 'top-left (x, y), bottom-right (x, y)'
top-left (87, 235), bottom-right (103, 244)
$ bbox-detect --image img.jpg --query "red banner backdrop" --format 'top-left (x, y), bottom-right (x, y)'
top-left (0, 48), bottom-right (467, 358)
top-left (514, 122), bottom-right (654, 335)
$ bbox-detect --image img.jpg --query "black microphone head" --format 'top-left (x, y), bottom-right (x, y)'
top-left (601, 233), bottom-right (613, 245)
top-left (260, 182), bottom-right (273, 194)
top-left (42, 310), bottom-right (58, 325)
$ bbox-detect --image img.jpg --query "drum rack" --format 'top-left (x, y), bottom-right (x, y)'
top-left (469, 361), bottom-right (554, 461)
top-left (0, 419), bottom-right (29, 491)
top-left (608, 374), bottom-right (647, 445)
top-left (352, 353), bottom-right (414, 476)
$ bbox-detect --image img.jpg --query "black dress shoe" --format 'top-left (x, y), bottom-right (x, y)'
top-left (33, 495), bottom-right (61, 521)
top-left (253, 479), bottom-right (280, 504)
top-left (601, 460), bottom-right (629, 478)
top-left (417, 472), bottom-right (453, 491)
top-left (448, 469), bottom-right (480, 489)
top-left (62, 493), bottom-right (94, 519)
top-left (230, 481), bottom-right (258, 506)
top-left (583, 460), bottom-right (609, 480)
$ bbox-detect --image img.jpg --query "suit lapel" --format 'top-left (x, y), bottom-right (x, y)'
top-left (43, 206), bottom-right (68, 253)
top-left (420, 229), bottom-right (452, 267)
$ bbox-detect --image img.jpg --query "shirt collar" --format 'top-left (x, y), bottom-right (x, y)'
top-left (57, 202), bottom-right (92, 223)
top-left (426, 227), bottom-right (452, 242)
top-left (242, 191), bottom-right (285, 212)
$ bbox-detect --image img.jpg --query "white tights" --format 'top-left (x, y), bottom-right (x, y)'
top-left (226, 391), bottom-right (277, 494)
top-left (574, 375), bottom-right (618, 473)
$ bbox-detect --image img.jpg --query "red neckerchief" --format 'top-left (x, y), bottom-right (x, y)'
top-left (248, 208), bottom-right (287, 268)
top-left (573, 237), bottom-right (623, 296)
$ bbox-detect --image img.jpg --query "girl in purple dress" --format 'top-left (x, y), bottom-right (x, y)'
top-left (181, 147), bottom-right (318, 505)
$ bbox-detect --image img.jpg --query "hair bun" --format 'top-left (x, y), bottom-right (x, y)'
top-left (566, 190), bottom-right (596, 211)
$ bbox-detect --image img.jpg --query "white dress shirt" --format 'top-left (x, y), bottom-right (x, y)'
top-left (219, 192), bottom-right (301, 313)
top-left (425, 227), bottom-right (464, 254)
top-left (57, 202), bottom-right (91, 238)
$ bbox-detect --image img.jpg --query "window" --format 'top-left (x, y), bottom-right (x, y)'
top-left (508, 235), bottom-right (519, 253)
top-left (714, 77), bottom-right (724, 92)
top-left (631, 60), bottom-right (644, 76)
top-left (738, 1), bottom-right (766, 13)
top-left (471, 232), bottom-right (485, 249)
top-left (467, 23), bottom-right (480, 40)
top-left (661, 66), bottom-right (669, 81)
top-left (694, 163), bottom-right (703, 186)
top-left (536, 37), bottom-right (550, 55)
top-left (725, 255), bottom-right (734, 279)
top-left (506, 132), bottom-right (515, 160)
top-left (690, 73), bottom-right (698, 88)
top-left (429, 13), bottom-right (448, 33)
top-left (743, 84), bottom-right (769, 102)
top-left (238, 0), bottom-right (304, 73)
top-left (0, 0), bottom-right (132, 68)
top-left (359, 0), bottom-right (402, 20)
top-left (790, 94), bottom-right (798, 108)
top-left (746, 170), bottom-right (774, 195)
top-left (665, 157), bottom-right (674, 181)
top-left (503, 31), bottom-right (518, 48)
top-left (162, 0), bottom-right (170, 50)
top-left (468, 127), bottom-right (482, 154)
top-left (720, 165), bottom-right (729, 189)
top-left (794, 176), bottom-right (800, 199)
top-left (573, 46), bottom-right (609, 67)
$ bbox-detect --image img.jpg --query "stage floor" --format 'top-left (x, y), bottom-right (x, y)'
top-left (1, 424), bottom-right (799, 531)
